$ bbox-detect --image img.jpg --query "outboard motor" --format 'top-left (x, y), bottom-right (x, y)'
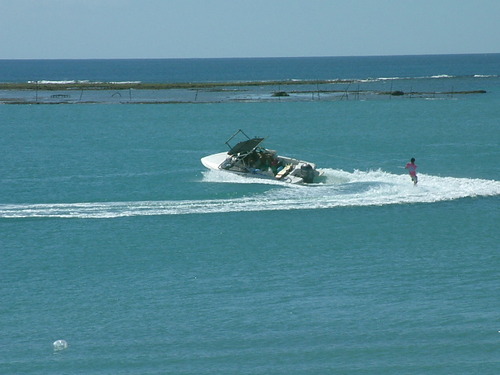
top-left (300, 164), bottom-right (315, 183)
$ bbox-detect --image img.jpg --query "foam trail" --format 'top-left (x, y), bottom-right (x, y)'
top-left (201, 169), bottom-right (289, 186)
top-left (1, 170), bottom-right (498, 219)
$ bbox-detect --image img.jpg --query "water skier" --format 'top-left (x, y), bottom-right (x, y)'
top-left (405, 157), bottom-right (418, 185)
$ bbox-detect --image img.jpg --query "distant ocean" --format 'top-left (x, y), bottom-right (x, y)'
top-left (1, 54), bottom-right (500, 83)
top-left (1, 55), bottom-right (499, 375)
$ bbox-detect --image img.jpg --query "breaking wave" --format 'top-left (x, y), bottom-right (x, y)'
top-left (1, 169), bottom-right (498, 219)
top-left (27, 80), bottom-right (142, 85)
top-left (355, 73), bottom-right (498, 84)
top-left (24, 74), bottom-right (498, 87)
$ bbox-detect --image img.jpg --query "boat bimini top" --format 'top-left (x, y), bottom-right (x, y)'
top-left (225, 130), bottom-right (265, 156)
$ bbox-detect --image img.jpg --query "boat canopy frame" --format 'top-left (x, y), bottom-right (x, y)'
top-left (225, 129), bottom-right (266, 156)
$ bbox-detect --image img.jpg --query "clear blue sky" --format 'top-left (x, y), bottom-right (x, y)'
top-left (1, 0), bottom-right (499, 59)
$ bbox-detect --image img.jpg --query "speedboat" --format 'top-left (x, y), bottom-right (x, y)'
top-left (201, 130), bottom-right (321, 184)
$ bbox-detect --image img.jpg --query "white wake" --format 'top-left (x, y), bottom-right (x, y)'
top-left (1, 169), bottom-right (498, 219)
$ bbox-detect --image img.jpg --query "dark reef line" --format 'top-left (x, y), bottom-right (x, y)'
top-left (0, 80), bottom-right (352, 91)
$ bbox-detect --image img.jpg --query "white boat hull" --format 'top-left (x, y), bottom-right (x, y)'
top-left (201, 152), bottom-right (320, 184)
top-left (201, 152), bottom-right (228, 170)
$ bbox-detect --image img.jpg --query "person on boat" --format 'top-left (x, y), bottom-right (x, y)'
top-left (270, 156), bottom-right (282, 175)
top-left (254, 152), bottom-right (266, 170)
top-left (245, 151), bottom-right (257, 168)
top-left (405, 157), bottom-right (418, 185)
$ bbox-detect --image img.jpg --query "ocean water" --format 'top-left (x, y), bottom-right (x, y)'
top-left (1, 55), bottom-right (499, 374)
top-left (2, 54), bottom-right (500, 83)
top-left (2, 54), bottom-right (500, 105)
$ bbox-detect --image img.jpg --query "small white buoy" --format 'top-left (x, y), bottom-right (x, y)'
top-left (53, 339), bottom-right (68, 351)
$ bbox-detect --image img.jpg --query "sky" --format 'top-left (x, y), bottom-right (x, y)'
top-left (1, 0), bottom-right (499, 59)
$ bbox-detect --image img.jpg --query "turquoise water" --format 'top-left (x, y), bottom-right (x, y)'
top-left (1, 57), bottom-right (500, 374)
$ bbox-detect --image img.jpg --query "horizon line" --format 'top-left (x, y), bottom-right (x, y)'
top-left (1, 52), bottom-right (499, 61)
